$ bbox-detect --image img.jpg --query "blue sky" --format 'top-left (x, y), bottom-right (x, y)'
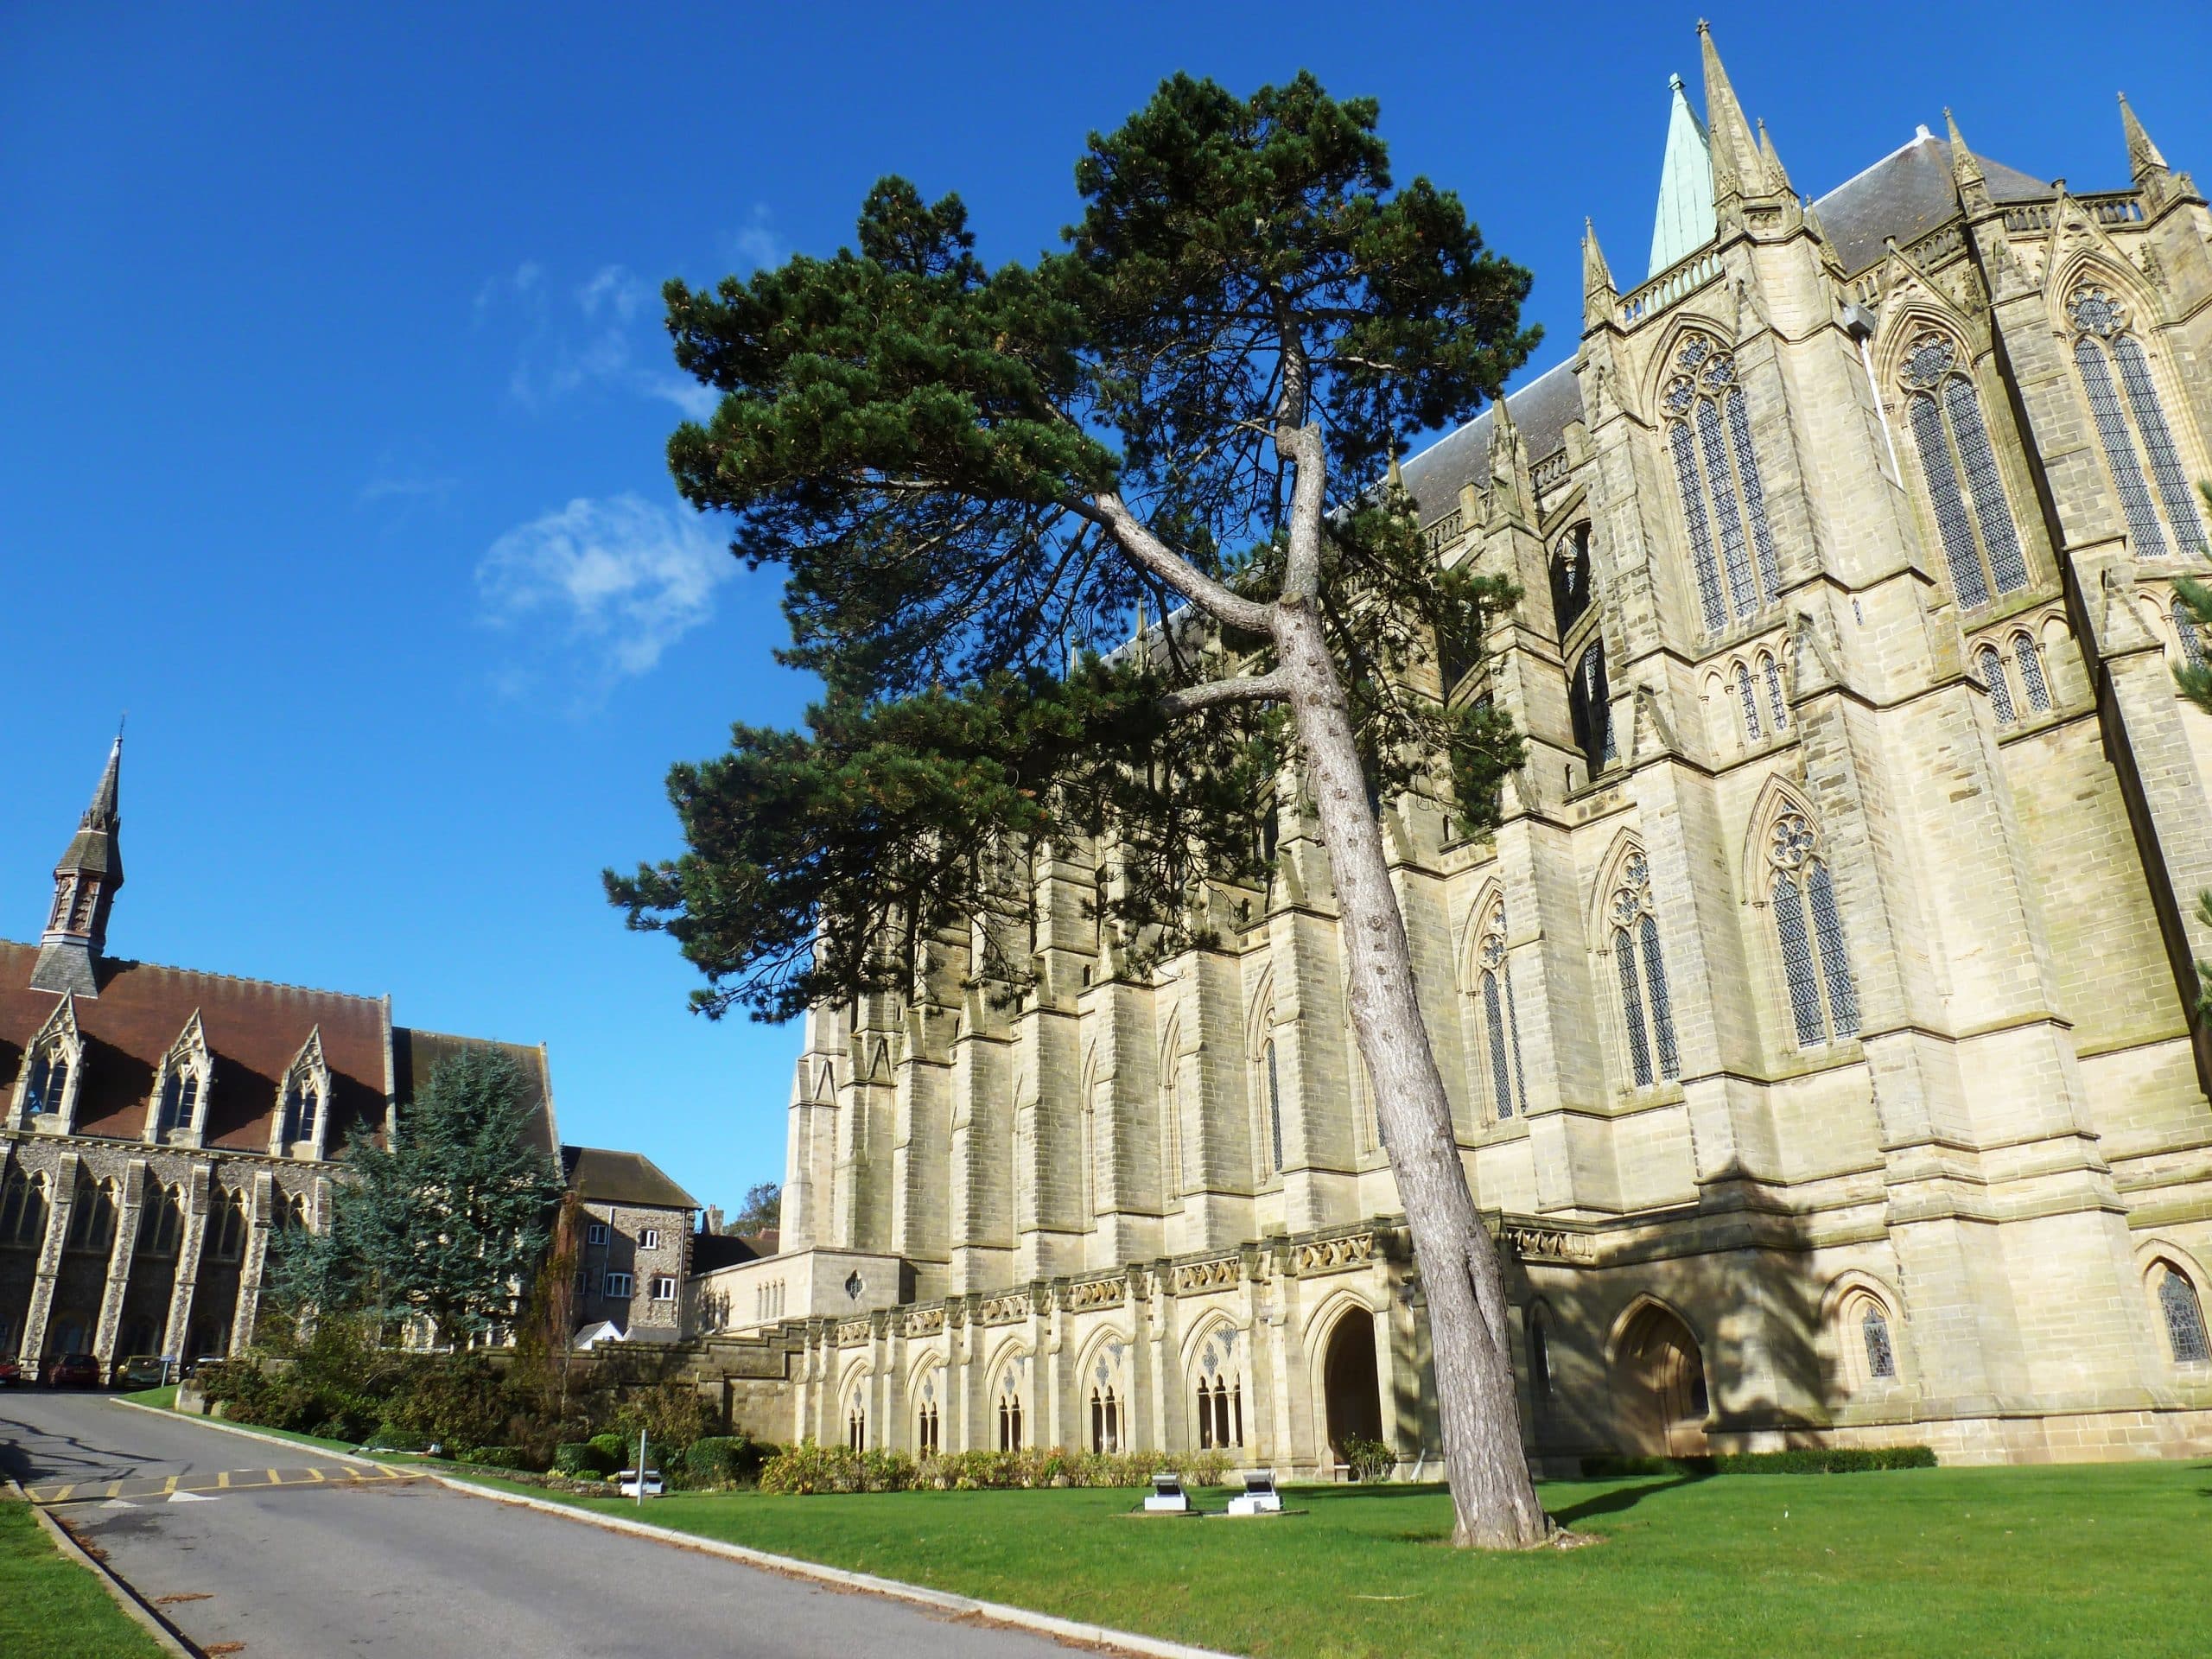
top-left (3, 1), bottom-right (2206, 1218)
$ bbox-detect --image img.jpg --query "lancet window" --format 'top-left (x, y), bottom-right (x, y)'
top-left (996, 1372), bottom-right (1025, 1452)
top-left (1552, 524), bottom-right (1592, 636)
top-left (1733, 663), bottom-right (1762, 744)
top-left (18, 996), bottom-right (81, 1126)
top-left (274, 1028), bottom-right (330, 1157)
top-left (152, 1014), bottom-right (211, 1141)
top-left (1609, 851), bottom-right (1680, 1089)
top-left (1763, 652), bottom-right (1789, 731)
top-left (1473, 905), bottom-right (1527, 1121)
top-left (139, 1185), bottom-right (185, 1257)
top-left (1090, 1386), bottom-right (1122, 1453)
top-left (2156, 1264), bottom-right (2209, 1364)
top-left (1195, 1376), bottom-right (1243, 1449)
top-left (1260, 1037), bottom-right (1284, 1179)
top-left (1862, 1305), bottom-right (1897, 1380)
top-left (1898, 331), bottom-right (2029, 607)
top-left (917, 1395), bottom-right (941, 1457)
top-left (208, 1190), bottom-right (249, 1263)
top-left (65, 1174), bottom-right (118, 1254)
top-left (1768, 808), bottom-right (1859, 1048)
top-left (1663, 332), bottom-right (1781, 635)
top-left (2014, 632), bottom-right (2050, 712)
top-left (1977, 642), bottom-right (2017, 725)
top-left (846, 1397), bottom-right (867, 1452)
top-left (2069, 285), bottom-right (2206, 559)
top-left (1569, 643), bottom-right (1613, 772)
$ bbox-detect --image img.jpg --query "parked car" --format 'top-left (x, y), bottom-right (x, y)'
top-left (112, 1354), bottom-right (168, 1390)
top-left (614, 1469), bottom-right (664, 1498)
top-left (181, 1354), bottom-right (226, 1379)
top-left (44, 1352), bottom-right (100, 1388)
top-left (0, 1356), bottom-right (22, 1388)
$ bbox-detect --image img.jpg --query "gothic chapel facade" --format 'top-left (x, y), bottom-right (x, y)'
top-left (696, 28), bottom-right (2212, 1471)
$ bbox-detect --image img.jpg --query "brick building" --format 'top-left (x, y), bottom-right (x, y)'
top-left (695, 28), bottom-right (2212, 1471)
top-left (0, 736), bottom-right (559, 1369)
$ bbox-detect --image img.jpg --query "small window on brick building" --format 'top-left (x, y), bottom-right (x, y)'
top-left (603, 1271), bottom-right (633, 1299)
top-left (587, 1222), bottom-right (608, 1246)
top-left (651, 1276), bottom-right (677, 1300)
top-left (641, 1229), bottom-right (662, 1251)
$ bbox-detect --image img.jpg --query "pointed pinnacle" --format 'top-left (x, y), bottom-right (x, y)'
top-left (1582, 218), bottom-right (1615, 297)
top-left (1385, 446), bottom-right (1407, 493)
top-left (2118, 92), bottom-right (2169, 177)
top-left (1757, 118), bottom-right (1793, 194)
top-left (1698, 21), bottom-right (1764, 195)
top-left (1943, 108), bottom-right (1986, 186)
top-left (82, 734), bottom-right (122, 833)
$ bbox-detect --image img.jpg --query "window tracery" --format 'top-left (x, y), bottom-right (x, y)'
top-left (917, 1373), bottom-right (941, 1456)
top-left (2069, 285), bottom-right (2206, 559)
top-left (1900, 331), bottom-right (2029, 606)
top-left (1733, 663), bottom-right (1762, 744)
top-left (1861, 1305), bottom-right (1897, 1380)
top-left (1761, 652), bottom-right (1789, 732)
top-left (1262, 1036), bottom-right (1283, 1179)
top-left (1663, 333), bottom-right (1780, 635)
top-left (1977, 642), bottom-right (2017, 725)
top-left (64, 1174), bottom-right (118, 1254)
top-left (1569, 643), bottom-right (1613, 772)
top-left (2171, 595), bottom-right (2206, 671)
top-left (1768, 808), bottom-right (1859, 1047)
top-left (17, 995), bottom-right (82, 1127)
top-left (0, 1170), bottom-right (48, 1245)
top-left (995, 1362), bottom-right (1027, 1451)
top-left (1608, 852), bottom-right (1681, 1089)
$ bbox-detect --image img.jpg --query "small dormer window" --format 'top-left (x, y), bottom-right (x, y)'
top-left (273, 1027), bottom-right (332, 1158)
top-left (281, 1080), bottom-right (318, 1145)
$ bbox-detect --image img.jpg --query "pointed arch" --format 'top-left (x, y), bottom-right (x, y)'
top-left (272, 1027), bottom-right (332, 1158)
top-left (149, 1010), bottom-right (213, 1143)
top-left (1651, 322), bottom-right (1780, 635)
top-left (1460, 887), bottom-right (1525, 1122)
top-left (1183, 1312), bottom-right (1249, 1452)
top-left (1597, 838), bottom-right (1680, 1088)
top-left (15, 994), bottom-right (84, 1129)
top-left (1887, 317), bottom-right (2029, 606)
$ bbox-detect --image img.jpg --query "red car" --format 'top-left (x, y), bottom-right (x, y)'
top-left (44, 1352), bottom-right (100, 1388)
top-left (0, 1357), bottom-right (22, 1388)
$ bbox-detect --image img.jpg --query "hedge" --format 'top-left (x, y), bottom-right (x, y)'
top-left (758, 1442), bottom-right (1236, 1496)
top-left (683, 1436), bottom-right (765, 1485)
top-left (1579, 1446), bottom-right (1937, 1478)
top-left (555, 1441), bottom-right (617, 1477)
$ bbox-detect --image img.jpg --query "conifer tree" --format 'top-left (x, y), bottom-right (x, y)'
top-left (270, 1049), bottom-right (565, 1347)
top-left (611, 73), bottom-right (1551, 1547)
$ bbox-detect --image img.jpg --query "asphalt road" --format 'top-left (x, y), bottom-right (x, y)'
top-left (1, 1390), bottom-right (1082, 1658)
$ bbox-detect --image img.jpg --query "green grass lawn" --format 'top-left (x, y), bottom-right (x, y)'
top-left (112, 1383), bottom-right (176, 1411)
top-left (0, 1499), bottom-right (167, 1659)
top-left (442, 1462), bottom-right (2212, 1658)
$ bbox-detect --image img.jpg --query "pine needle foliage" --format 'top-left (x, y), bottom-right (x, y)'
top-left (269, 1049), bottom-right (565, 1345)
top-left (608, 73), bottom-right (1536, 1022)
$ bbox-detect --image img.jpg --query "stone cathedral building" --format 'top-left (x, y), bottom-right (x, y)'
top-left (694, 28), bottom-right (2212, 1472)
top-left (0, 738), bottom-right (560, 1370)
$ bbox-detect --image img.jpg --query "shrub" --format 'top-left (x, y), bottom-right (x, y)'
top-left (469, 1445), bottom-right (536, 1471)
top-left (683, 1436), bottom-right (761, 1485)
top-left (588, 1431), bottom-right (628, 1465)
top-left (1342, 1437), bottom-right (1396, 1482)
top-left (365, 1425), bottom-right (433, 1452)
top-left (760, 1443), bottom-right (1238, 1497)
top-left (1578, 1446), bottom-right (1938, 1478)
top-left (555, 1441), bottom-right (615, 1477)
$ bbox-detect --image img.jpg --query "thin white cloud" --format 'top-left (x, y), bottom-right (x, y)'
top-left (477, 494), bottom-right (732, 698)
top-left (728, 207), bottom-right (785, 272)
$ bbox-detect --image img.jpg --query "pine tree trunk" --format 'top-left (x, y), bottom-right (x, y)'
top-left (1274, 597), bottom-right (1552, 1551)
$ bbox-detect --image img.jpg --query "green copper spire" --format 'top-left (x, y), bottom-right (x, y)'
top-left (1649, 71), bottom-right (1716, 277)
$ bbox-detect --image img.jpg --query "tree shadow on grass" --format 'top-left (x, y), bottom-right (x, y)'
top-left (1547, 1473), bottom-right (1708, 1526)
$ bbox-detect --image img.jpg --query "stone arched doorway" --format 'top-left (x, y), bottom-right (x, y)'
top-left (1319, 1306), bottom-right (1383, 1467)
top-left (1613, 1301), bottom-right (1709, 1456)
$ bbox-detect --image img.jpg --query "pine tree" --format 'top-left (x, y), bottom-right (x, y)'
top-left (610, 73), bottom-right (1550, 1547)
top-left (270, 1049), bottom-right (566, 1347)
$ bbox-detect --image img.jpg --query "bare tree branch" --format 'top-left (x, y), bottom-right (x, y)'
top-left (1078, 490), bottom-right (1274, 634)
top-left (1160, 669), bottom-right (1288, 716)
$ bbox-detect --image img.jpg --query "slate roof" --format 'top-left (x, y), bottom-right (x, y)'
top-left (395, 1027), bottom-right (558, 1158)
top-left (691, 1230), bottom-right (778, 1272)
top-left (0, 942), bottom-right (392, 1154)
top-left (562, 1144), bottom-right (699, 1211)
top-left (1811, 128), bottom-right (2051, 275)
top-left (1396, 357), bottom-right (1586, 524)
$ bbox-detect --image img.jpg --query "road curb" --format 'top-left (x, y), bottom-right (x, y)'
top-left (105, 1395), bottom-right (396, 1472)
top-left (5, 1477), bottom-right (198, 1658)
top-left (430, 1472), bottom-right (1240, 1659)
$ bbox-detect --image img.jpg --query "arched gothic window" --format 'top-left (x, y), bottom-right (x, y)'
top-left (1761, 652), bottom-right (1789, 732)
top-left (1552, 524), bottom-right (1592, 637)
top-left (996, 1369), bottom-right (1025, 1452)
top-left (1733, 663), bottom-right (1762, 744)
top-left (1195, 1376), bottom-right (1243, 1449)
top-left (846, 1395), bottom-right (867, 1451)
top-left (2013, 632), bottom-right (2050, 712)
top-left (65, 1176), bottom-right (118, 1253)
top-left (140, 1185), bottom-right (185, 1257)
top-left (1977, 642), bottom-right (2017, 725)
top-left (1663, 333), bottom-right (1781, 635)
top-left (1609, 852), bottom-right (1681, 1088)
top-left (2155, 1263), bottom-right (2209, 1364)
top-left (1526, 1306), bottom-right (1553, 1412)
top-left (0, 1170), bottom-right (48, 1245)
top-left (1899, 331), bottom-right (2029, 607)
top-left (1769, 808), bottom-right (1859, 1047)
top-left (1569, 642), bottom-right (1613, 772)
top-left (24, 1051), bottom-right (67, 1117)
top-left (280, 1080), bottom-right (318, 1147)
top-left (1474, 906), bottom-right (1527, 1120)
top-left (918, 1398), bottom-right (940, 1457)
top-left (2070, 286), bottom-right (2206, 559)
top-left (2171, 595), bottom-right (2206, 671)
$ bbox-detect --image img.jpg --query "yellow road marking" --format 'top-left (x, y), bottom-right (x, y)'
top-left (48, 1485), bottom-right (72, 1503)
top-left (267, 1468), bottom-right (281, 1484)
top-left (307, 1467), bottom-right (326, 1483)
top-left (106, 1481), bottom-right (122, 1498)
top-left (162, 1475), bottom-right (178, 1495)
top-left (217, 1471), bottom-right (231, 1488)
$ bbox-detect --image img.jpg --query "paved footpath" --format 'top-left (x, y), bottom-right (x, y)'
top-left (2, 1390), bottom-right (1077, 1659)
